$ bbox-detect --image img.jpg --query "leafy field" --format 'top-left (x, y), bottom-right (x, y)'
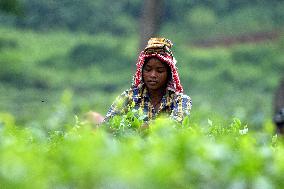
top-left (0, 26), bottom-right (136, 124)
top-left (1, 1), bottom-right (284, 188)
top-left (0, 114), bottom-right (283, 188)
top-left (1, 26), bottom-right (283, 129)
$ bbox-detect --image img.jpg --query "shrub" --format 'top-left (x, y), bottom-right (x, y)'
top-left (231, 44), bottom-right (275, 64)
top-left (0, 60), bottom-right (51, 89)
top-left (69, 42), bottom-right (123, 67)
top-left (0, 38), bottom-right (17, 50)
top-left (0, 115), bottom-right (284, 188)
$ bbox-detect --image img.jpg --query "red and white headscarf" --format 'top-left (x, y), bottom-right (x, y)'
top-left (132, 38), bottom-right (184, 93)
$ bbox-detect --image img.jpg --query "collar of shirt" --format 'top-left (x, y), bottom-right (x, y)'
top-left (139, 86), bottom-right (173, 114)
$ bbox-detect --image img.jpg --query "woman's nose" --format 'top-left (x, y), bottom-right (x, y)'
top-left (150, 70), bottom-right (157, 77)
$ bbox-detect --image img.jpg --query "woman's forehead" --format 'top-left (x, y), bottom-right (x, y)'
top-left (145, 57), bottom-right (166, 67)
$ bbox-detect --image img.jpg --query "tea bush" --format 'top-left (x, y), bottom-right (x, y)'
top-left (0, 114), bottom-right (283, 188)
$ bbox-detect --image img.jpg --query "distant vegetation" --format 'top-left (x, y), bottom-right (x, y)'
top-left (0, 26), bottom-right (283, 128)
top-left (1, 0), bottom-right (283, 39)
top-left (0, 0), bottom-right (284, 129)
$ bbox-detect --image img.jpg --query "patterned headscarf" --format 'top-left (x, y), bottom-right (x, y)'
top-left (132, 38), bottom-right (184, 93)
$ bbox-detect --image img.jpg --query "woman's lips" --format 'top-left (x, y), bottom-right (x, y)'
top-left (147, 80), bottom-right (158, 85)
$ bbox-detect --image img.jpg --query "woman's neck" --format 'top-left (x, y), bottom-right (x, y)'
top-left (148, 87), bottom-right (166, 101)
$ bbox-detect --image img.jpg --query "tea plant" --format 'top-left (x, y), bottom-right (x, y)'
top-left (0, 115), bottom-right (284, 189)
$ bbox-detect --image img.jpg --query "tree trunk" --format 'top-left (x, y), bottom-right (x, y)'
top-left (274, 77), bottom-right (284, 113)
top-left (139, 0), bottom-right (164, 51)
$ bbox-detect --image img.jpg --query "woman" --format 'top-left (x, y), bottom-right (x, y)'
top-left (104, 38), bottom-right (192, 123)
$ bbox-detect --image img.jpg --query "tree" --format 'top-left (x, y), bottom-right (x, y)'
top-left (139, 0), bottom-right (164, 51)
top-left (0, 0), bottom-right (21, 15)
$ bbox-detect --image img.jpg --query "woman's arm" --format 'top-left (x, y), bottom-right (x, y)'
top-left (103, 90), bottom-right (130, 122)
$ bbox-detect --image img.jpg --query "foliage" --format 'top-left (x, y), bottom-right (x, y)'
top-left (0, 0), bottom-right (22, 15)
top-left (1, 0), bottom-right (283, 40)
top-left (0, 25), bottom-right (283, 128)
top-left (0, 114), bottom-right (284, 188)
top-left (162, 1), bottom-right (284, 40)
top-left (68, 37), bottom-right (128, 70)
top-left (0, 0), bottom-right (283, 131)
top-left (0, 0), bottom-right (140, 35)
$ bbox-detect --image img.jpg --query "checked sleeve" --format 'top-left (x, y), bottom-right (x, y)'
top-left (103, 90), bottom-right (130, 122)
top-left (170, 94), bottom-right (192, 123)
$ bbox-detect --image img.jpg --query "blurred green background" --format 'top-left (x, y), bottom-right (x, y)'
top-left (0, 0), bottom-right (283, 129)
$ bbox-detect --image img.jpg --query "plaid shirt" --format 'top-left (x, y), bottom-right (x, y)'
top-left (104, 86), bottom-right (192, 123)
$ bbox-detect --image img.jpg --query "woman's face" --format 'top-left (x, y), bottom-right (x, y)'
top-left (142, 57), bottom-right (168, 91)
